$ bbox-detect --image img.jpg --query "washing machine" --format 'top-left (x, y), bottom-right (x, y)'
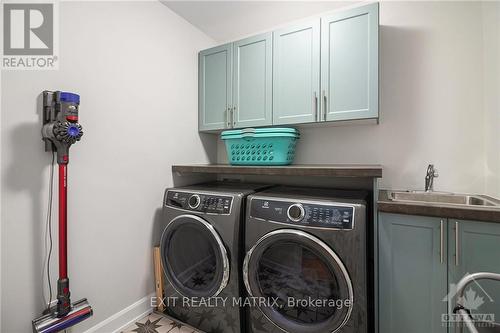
top-left (243, 186), bottom-right (371, 333)
top-left (159, 182), bottom-right (270, 333)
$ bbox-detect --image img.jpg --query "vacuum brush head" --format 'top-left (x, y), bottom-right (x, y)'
top-left (32, 299), bottom-right (93, 333)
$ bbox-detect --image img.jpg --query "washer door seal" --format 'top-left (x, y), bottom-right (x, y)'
top-left (160, 214), bottom-right (229, 298)
top-left (243, 229), bottom-right (353, 333)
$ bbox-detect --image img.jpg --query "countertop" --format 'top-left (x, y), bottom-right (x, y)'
top-left (172, 164), bottom-right (383, 178)
top-left (378, 190), bottom-right (500, 223)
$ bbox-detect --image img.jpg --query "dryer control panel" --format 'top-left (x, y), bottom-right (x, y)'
top-left (165, 191), bottom-right (232, 214)
top-left (250, 198), bottom-right (355, 230)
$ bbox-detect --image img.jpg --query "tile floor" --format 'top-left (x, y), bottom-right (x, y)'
top-left (121, 312), bottom-right (203, 333)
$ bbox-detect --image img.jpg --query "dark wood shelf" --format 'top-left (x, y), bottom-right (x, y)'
top-left (172, 164), bottom-right (382, 178)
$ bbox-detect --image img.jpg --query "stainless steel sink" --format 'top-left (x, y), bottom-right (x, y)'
top-left (388, 191), bottom-right (500, 207)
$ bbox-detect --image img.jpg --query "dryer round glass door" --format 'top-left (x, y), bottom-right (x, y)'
top-left (160, 214), bottom-right (229, 298)
top-left (243, 229), bottom-right (353, 333)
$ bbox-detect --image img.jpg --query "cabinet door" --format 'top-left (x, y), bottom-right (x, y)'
top-left (321, 3), bottom-right (379, 121)
top-left (233, 33), bottom-right (273, 128)
top-left (199, 44), bottom-right (232, 131)
top-left (448, 220), bottom-right (500, 322)
top-left (379, 213), bottom-right (448, 333)
top-left (273, 20), bottom-right (320, 125)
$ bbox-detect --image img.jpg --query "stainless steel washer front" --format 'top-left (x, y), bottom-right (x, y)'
top-left (159, 182), bottom-right (271, 333)
top-left (160, 214), bottom-right (229, 298)
top-left (243, 229), bottom-right (354, 333)
top-left (244, 186), bottom-right (370, 333)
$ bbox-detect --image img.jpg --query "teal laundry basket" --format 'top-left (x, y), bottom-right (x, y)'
top-left (221, 128), bottom-right (299, 166)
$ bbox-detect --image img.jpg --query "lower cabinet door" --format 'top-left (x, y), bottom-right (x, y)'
top-left (379, 213), bottom-right (448, 333)
top-left (448, 219), bottom-right (500, 327)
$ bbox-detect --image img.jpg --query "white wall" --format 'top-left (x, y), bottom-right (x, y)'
top-left (217, 1), bottom-right (490, 195)
top-left (1, 2), bottom-right (215, 332)
top-left (164, 1), bottom-right (355, 42)
top-left (483, 2), bottom-right (500, 198)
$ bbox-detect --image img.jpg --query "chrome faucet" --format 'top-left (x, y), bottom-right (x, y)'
top-left (425, 164), bottom-right (439, 192)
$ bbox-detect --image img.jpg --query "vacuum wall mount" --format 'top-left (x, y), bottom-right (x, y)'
top-left (33, 91), bottom-right (92, 333)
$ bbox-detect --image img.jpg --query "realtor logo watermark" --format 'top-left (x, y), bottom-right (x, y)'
top-left (442, 274), bottom-right (496, 328)
top-left (151, 296), bottom-right (353, 310)
top-left (2, 1), bottom-right (59, 70)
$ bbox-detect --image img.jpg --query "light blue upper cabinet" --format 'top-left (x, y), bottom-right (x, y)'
top-left (379, 213), bottom-right (448, 333)
top-left (233, 33), bottom-right (273, 128)
top-left (320, 3), bottom-right (379, 121)
top-left (198, 3), bottom-right (380, 131)
top-left (199, 44), bottom-right (232, 131)
top-left (273, 20), bottom-right (320, 125)
top-left (448, 219), bottom-right (500, 323)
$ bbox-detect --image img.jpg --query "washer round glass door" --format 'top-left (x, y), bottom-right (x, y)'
top-left (160, 214), bottom-right (229, 298)
top-left (243, 229), bottom-right (353, 333)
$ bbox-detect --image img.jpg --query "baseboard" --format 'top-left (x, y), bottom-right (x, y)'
top-left (82, 293), bottom-right (155, 333)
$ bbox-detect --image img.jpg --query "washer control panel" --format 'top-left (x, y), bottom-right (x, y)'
top-left (166, 191), bottom-right (232, 214)
top-left (250, 198), bottom-right (355, 230)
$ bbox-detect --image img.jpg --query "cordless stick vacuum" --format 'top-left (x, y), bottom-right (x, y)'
top-left (33, 91), bottom-right (93, 333)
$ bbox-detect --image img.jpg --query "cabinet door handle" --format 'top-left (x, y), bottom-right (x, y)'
top-left (232, 106), bottom-right (236, 127)
top-left (455, 221), bottom-right (460, 266)
top-left (440, 220), bottom-right (444, 264)
top-left (226, 107), bottom-right (231, 128)
top-left (322, 90), bottom-right (327, 121)
top-left (314, 92), bottom-right (318, 121)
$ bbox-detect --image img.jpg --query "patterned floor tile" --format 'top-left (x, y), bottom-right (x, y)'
top-left (121, 312), bottom-right (203, 333)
